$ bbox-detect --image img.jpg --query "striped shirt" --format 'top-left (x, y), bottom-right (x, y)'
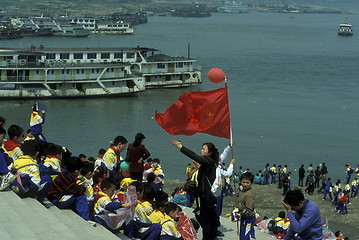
top-left (47, 170), bottom-right (85, 201)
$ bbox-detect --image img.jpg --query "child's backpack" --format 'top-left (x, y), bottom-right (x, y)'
top-left (210, 166), bottom-right (223, 197)
top-left (184, 170), bottom-right (198, 195)
top-left (267, 219), bottom-right (277, 232)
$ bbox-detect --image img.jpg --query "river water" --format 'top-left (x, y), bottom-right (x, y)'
top-left (1, 13), bottom-right (359, 183)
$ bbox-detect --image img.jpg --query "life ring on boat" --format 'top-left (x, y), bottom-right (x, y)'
top-left (19, 59), bottom-right (26, 66)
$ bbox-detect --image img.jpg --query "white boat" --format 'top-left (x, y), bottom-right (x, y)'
top-left (92, 23), bottom-right (134, 34)
top-left (10, 16), bottom-right (134, 35)
top-left (0, 46), bottom-right (201, 98)
top-left (70, 18), bottom-right (134, 35)
top-left (218, 3), bottom-right (249, 13)
top-left (338, 23), bottom-right (353, 36)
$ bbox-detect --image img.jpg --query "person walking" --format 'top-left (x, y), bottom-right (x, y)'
top-left (298, 164), bottom-right (305, 187)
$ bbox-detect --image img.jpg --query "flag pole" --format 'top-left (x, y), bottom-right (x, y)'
top-left (225, 77), bottom-right (237, 194)
top-left (224, 78), bottom-right (234, 157)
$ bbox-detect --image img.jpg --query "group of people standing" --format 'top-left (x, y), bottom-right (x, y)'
top-left (297, 162), bottom-right (358, 216)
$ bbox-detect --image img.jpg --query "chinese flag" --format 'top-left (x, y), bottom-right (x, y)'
top-left (155, 85), bottom-right (231, 139)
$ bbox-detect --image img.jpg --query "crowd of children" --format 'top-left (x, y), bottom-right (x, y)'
top-left (236, 163), bottom-right (293, 197)
top-left (2, 112), bottom-right (358, 240)
top-left (0, 115), bottom-right (204, 240)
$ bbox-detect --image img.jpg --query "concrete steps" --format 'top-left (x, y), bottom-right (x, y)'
top-left (0, 189), bottom-right (271, 240)
top-left (0, 190), bottom-right (130, 240)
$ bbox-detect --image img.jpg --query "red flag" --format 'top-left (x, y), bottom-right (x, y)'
top-left (155, 85), bottom-right (231, 139)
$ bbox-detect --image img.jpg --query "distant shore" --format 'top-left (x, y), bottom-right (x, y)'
top-left (164, 180), bottom-right (359, 239)
top-left (1, 0), bottom-right (358, 17)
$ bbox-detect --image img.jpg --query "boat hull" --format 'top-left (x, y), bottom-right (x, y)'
top-left (338, 32), bottom-right (353, 36)
top-left (144, 70), bottom-right (202, 89)
top-left (0, 89), bottom-right (138, 100)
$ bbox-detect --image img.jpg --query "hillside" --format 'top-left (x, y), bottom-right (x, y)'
top-left (0, 0), bottom-right (357, 16)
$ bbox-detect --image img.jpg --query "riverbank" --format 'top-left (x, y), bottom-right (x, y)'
top-left (164, 180), bottom-right (359, 239)
top-left (0, 0), bottom-right (357, 17)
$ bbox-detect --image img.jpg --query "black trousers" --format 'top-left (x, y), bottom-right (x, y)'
top-left (130, 172), bottom-right (143, 182)
top-left (298, 176), bottom-right (304, 186)
top-left (196, 197), bottom-right (218, 240)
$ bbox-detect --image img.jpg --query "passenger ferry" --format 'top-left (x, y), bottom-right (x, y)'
top-left (217, 3), bottom-right (249, 13)
top-left (0, 46), bottom-right (201, 99)
top-left (10, 16), bottom-right (134, 36)
top-left (70, 18), bottom-right (134, 35)
top-left (338, 23), bottom-right (353, 36)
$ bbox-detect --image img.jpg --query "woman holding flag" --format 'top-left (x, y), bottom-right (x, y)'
top-left (158, 68), bottom-right (231, 239)
top-left (171, 140), bottom-right (219, 240)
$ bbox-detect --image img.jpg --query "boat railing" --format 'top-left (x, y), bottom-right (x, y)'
top-left (2, 75), bottom-right (139, 84)
top-left (4, 60), bottom-right (129, 68)
top-left (143, 55), bottom-right (196, 62)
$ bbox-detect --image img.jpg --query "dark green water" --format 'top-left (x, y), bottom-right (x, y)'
top-left (1, 13), bottom-right (358, 182)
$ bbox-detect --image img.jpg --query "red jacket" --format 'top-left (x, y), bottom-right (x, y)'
top-left (127, 143), bottom-right (150, 173)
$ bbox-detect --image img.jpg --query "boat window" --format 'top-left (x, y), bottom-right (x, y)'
top-left (101, 53), bottom-right (110, 59)
top-left (4, 56), bottom-right (13, 60)
top-left (46, 54), bottom-right (56, 59)
top-left (77, 69), bottom-right (80, 74)
top-left (36, 70), bottom-right (39, 74)
top-left (87, 53), bottom-right (97, 59)
top-left (91, 69), bottom-right (95, 73)
top-left (176, 62), bottom-right (184, 68)
top-left (74, 53), bottom-right (83, 59)
top-left (127, 53), bottom-right (135, 58)
top-left (82, 69), bottom-right (85, 74)
top-left (61, 70), bottom-right (65, 74)
top-left (66, 70), bottom-right (70, 74)
top-left (114, 52), bottom-right (123, 59)
top-left (157, 63), bottom-right (165, 69)
top-left (60, 53), bottom-right (70, 59)
top-left (51, 70), bottom-right (55, 74)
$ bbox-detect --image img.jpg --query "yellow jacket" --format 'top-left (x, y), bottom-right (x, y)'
top-left (14, 155), bottom-right (40, 188)
top-left (160, 215), bottom-right (181, 238)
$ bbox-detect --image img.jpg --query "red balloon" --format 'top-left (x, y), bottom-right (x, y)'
top-left (207, 68), bottom-right (226, 83)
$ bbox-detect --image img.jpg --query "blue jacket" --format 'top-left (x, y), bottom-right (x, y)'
top-left (285, 200), bottom-right (323, 240)
top-left (325, 181), bottom-right (331, 191)
top-left (30, 111), bottom-right (45, 135)
top-left (0, 149), bottom-right (13, 174)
